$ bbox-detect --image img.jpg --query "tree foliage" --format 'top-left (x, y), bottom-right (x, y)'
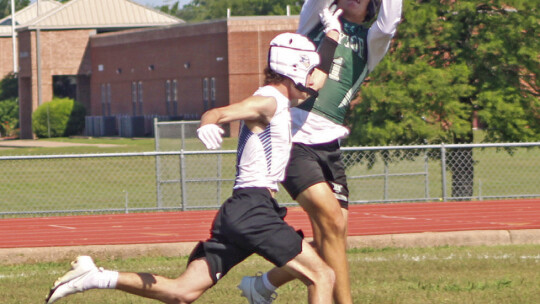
top-left (0, 73), bottom-right (19, 137)
top-left (0, 98), bottom-right (18, 137)
top-left (347, 0), bottom-right (539, 146)
top-left (32, 97), bottom-right (86, 138)
top-left (0, 0), bottom-right (29, 20)
top-left (163, 0), bottom-right (304, 22)
top-left (0, 72), bottom-right (17, 101)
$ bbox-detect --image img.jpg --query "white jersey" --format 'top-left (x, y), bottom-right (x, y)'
top-left (233, 86), bottom-right (292, 191)
top-left (294, 0), bottom-right (403, 145)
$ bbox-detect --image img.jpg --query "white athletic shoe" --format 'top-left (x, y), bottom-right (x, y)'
top-left (238, 274), bottom-right (277, 304)
top-left (45, 256), bottom-right (99, 303)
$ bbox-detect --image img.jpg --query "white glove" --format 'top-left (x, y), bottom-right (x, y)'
top-left (197, 124), bottom-right (224, 150)
top-left (320, 6), bottom-right (343, 34)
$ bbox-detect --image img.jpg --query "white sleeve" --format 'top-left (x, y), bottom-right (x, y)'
top-left (297, 0), bottom-right (334, 35)
top-left (367, 0), bottom-right (403, 71)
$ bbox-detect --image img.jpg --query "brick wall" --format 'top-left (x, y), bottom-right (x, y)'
top-left (18, 29), bottom-right (94, 138)
top-left (90, 22), bottom-right (230, 118)
top-left (16, 16), bottom-right (300, 138)
top-left (0, 37), bottom-right (16, 78)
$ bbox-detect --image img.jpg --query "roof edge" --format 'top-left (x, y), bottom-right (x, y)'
top-left (0, 0), bottom-right (61, 25)
top-left (25, 0), bottom-right (182, 29)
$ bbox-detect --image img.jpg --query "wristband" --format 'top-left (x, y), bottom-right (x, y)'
top-left (317, 36), bottom-right (339, 74)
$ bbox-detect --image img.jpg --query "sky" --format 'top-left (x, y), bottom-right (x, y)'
top-left (130, 0), bottom-right (191, 9)
top-left (30, 0), bottom-right (192, 9)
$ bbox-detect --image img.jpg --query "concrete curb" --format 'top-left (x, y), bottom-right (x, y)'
top-left (347, 229), bottom-right (540, 249)
top-left (2, 229), bottom-right (539, 265)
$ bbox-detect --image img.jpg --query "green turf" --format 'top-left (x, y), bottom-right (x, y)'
top-left (0, 135), bottom-right (539, 215)
top-left (1, 245), bottom-right (539, 303)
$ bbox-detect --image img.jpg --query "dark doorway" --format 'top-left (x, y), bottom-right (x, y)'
top-left (53, 75), bottom-right (77, 99)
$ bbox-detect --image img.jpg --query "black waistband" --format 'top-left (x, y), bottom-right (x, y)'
top-left (232, 187), bottom-right (273, 196)
top-left (295, 139), bottom-right (340, 151)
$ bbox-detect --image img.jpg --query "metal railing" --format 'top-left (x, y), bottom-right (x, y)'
top-left (1, 139), bottom-right (539, 217)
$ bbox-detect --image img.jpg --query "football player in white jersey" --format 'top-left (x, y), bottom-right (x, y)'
top-left (240, 1), bottom-right (403, 303)
top-left (45, 16), bottom-right (342, 303)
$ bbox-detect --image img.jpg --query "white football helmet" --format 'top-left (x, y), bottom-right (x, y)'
top-left (268, 33), bottom-right (320, 90)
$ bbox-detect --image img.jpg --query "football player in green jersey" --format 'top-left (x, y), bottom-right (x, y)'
top-left (240, 1), bottom-right (403, 303)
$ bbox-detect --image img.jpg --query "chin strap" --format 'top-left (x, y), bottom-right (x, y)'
top-left (295, 83), bottom-right (319, 98)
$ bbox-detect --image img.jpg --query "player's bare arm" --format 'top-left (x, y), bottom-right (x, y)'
top-left (200, 95), bottom-right (277, 127)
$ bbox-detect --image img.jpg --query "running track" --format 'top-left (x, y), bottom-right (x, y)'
top-left (1, 199), bottom-right (540, 249)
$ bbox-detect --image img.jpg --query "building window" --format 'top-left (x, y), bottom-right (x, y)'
top-left (131, 81), bottom-right (137, 116)
top-left (203, 77), bottom-right (209, 111)
top-left (101, 84), bottom-right (107, 115)
top-left (173, 79), bottom-right (178, 116)
top-left (106, 83), bottom-right (111, 116)
top-left (210, 77), bottom-right (216, 109)
top-left (166, 79), bottom-right (179, 117)
top-left (101, 83), bottom-right (112, 116)
top-left (165, 80), bottom-right (171, 115)
top-left (137, 81), bottom-right (143, 115)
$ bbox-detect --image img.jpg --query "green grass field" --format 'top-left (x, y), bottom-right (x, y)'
top-left (1, 245), bottom-right (539, 303)
top-left (0, 135), bottom-right (539, 215)
top-left (1, 135), bottom-right (539, 303)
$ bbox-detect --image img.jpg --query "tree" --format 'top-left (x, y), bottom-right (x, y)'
top-left (0, 72), bottom-right (18, 101)
top-left (159, 1), bottom-right (180, 16)
top-left (173, 0), bottom-right (304, 22)
top-left (32, 97), bottom-right (85, 138)
top-left (0, 73), bottom-right (19, 137)
top-left (0, 0), bottom-right (29, 20)
top-left (347, 0), bottom-right (539, 198)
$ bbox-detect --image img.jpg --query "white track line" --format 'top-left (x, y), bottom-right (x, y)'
top-left (48, 225), bottom-right (76, 230)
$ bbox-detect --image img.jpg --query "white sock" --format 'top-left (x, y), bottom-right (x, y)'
top-left (83, 269), bottom-right (119, 290)
top-left (254, 272), bottom-right (276, 298)
top-left (262, 273), bottom-right (276, 292)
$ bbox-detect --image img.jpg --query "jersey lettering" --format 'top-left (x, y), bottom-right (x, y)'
top-left (301, 21), bottom-right (370, 125)
top-left (329, 57), bottom-right (344, 81)
top-left (340, 32), bottom-right (365, 60)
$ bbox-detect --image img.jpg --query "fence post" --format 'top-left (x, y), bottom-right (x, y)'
top-left (479, 179), bottom-right (483, 201)
top-left (384, 160), bottom-right (389, 201)
top-left (424, 150), bottom-right (430, 199)
top-left (124, 190), bottom-right (129, 214)
top-left (441, 143), bottom-right (447, 202)
top-left (180, 149), bottom-right (187, 211)
top-left (181, 122), bottom-right (186, 150)
top-left (154, 118), bottom-right (162, 208)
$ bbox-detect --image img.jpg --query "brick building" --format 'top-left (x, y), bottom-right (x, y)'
top-left (0, 0), bottom-right (61, 79)
top-left (89, 16), bottom-right (299, 137)
top-left (13, 0), bottom-right (181, 139)
top-left (7, 0), bottom-right (299, 139)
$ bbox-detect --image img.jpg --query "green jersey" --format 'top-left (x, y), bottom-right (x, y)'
top-left (297, 19), bottom-right (370, 125)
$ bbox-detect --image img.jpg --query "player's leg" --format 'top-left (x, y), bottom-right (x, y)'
top-left (235, 187), bottom-right (335, 303)
top-left (47, 199), bottom-right (249, 304)
top-left (265, 181), bottom-right (345, 288)
top-left (244, 143), bottom-right (352, 303)
top-left (46, 255), bottom-right (213, 304)
top-left (296, 182), bottom-right (352, 304)
top-left (280, 239), bottom-right (335, 304)
top-left (115, 258), bottom-right (213, 303)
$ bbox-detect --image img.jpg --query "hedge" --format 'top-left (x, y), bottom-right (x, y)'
top-left (32, 97), bottom-right (85, 138)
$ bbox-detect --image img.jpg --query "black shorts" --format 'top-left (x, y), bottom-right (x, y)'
top-left (187, 188), bottom-right (303, 284)
top-left (282, 141), bottom-right (349, 209)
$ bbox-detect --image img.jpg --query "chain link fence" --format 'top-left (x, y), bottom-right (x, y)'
top-left (0, 121), bottom-right (538, 217)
